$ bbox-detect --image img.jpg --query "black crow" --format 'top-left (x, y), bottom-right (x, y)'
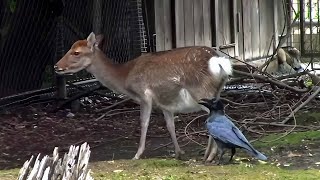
top-left (199, 98), bottom-right (267, 165)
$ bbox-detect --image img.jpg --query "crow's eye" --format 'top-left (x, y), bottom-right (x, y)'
top-left (73, 51), bottom-right (80, 56)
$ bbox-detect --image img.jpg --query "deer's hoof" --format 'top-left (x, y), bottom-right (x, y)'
top-left (174, 150), bottom-right (185, 159)
top-left (132, 155), bottom-right (140, 160)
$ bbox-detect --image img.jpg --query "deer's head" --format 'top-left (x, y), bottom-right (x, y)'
top-left (54, 32), bottom-right (104, 75)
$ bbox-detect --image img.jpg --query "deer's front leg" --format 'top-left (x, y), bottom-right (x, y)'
top-left (133, 100), bottom-right (152, 160)
top-left (163, 110), bottom-right (185, 159)
top-left (203, 136), bottom-right (218, 163)
top-left (203, 135), bottom-right (213, 161)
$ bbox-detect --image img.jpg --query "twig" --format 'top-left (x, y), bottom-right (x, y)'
top-left (96, 98), bottom-right (131, 113)
top-left (282, 86), bottom-right (320, 124)
top-left (261, 104), bottom-right (297, 143)
top-left (220, 97), bottom-right (267, 107)
top-left (152, 130), bottom-right (207, 151)
top-left (184, 114), bottom-right (208, 147)
top-left (235, 120), bottom-right (316, 130)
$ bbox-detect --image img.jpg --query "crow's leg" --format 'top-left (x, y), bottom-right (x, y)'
top-left (229, 147), bottom-right (236, 163)
top-left (212, 141), bottom-right (225, 165)
top-left (215, 149), bottom-right (226, 165)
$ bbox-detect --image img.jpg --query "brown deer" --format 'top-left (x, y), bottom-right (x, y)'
top-left (263, 47), bottom-right (303, 75)
top-left (54, 32), bottom-right (233, 160)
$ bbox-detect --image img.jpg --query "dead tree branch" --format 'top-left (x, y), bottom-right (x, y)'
top-left (233, 70), bottom-right (308, 93)
top-left (282, 86), bottom-right (320, 124)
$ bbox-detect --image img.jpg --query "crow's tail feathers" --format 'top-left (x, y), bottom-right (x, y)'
top-left (254, 150), bottom-right (268, 161)
top-left (244, 148), bottom-right (268, 161)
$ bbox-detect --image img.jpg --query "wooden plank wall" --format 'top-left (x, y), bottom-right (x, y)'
top-left (174, 0), bottom-right (212, 48)
top-left (155, 0), bottom-right (212, 51)
top-left (242, 0), bottom-right (275, 60)
top-left (259, 0), bottom-right (274, 57)
top-left (242, 0), bottom-right (253, 60)
top-left (215, 0), bottom-right (236, 57)
top-left (215, 0), bottom-right (232, 46)
top-left (154, 0), bottom-right (172, 51)
top-left (154, 0), bottom-right (282, 61)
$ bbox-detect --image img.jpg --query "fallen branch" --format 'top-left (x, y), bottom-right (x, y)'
top-left (233, 70), bottom-right (308, 93)
top-left (276, 70), bottom-right (309, 80)
top-left (282, 86), bottom-right (320, 124)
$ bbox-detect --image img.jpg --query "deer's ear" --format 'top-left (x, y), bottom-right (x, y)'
top-left (86, 32), bottom-right (96, 49)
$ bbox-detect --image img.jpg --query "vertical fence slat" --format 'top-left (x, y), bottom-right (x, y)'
top-left (163, 0), bottom-right (172, 50)
top-left (184, 0), bottom-right (195, 46)
top-left (221, 0), bottom-right (231, 45)
top-left (251, 0), bottom-right (260, 58)
top-left (194, 0), bottom-right (204, 45)
top-left (175, 0), bottom-right (185, 47)
top-left (242, 0), bottom-right (252, 60)
top-left (155, 0), bottom-right (165, 51)
top-left (259, 0), bottom-right (274, 57)
top-left (203, 0), bottom-right (212, 47)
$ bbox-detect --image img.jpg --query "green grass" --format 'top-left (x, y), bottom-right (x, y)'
top-left (253, 130), bottom-right (320, 148)
top-left (2, 130), bottom-right (320, 180)
top-left (2, 159), bottom-right (319, 180)
top-left (0, 168), bottom-right (20, 180)
top-left (91, 159), bottom-right (320, 180)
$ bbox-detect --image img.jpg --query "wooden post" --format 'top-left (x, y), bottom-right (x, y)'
top-left (56, 75), bottom-right (67, 100)
top-left (55, 16), bottom-right (67, 102)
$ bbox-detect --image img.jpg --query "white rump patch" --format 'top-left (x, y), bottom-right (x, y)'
top-left (208, 56), bottom-right (233, 76)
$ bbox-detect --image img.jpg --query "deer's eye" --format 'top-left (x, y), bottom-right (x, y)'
top-left (73, 51), bottom-right (80, 56)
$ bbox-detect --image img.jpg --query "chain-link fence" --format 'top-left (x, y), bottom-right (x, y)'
top-left (0, 0), bottom-right (148, 99)
top-left (290, 0), bottom-right (320, 69)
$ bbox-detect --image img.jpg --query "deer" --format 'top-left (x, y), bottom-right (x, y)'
top-left (262, 47), bottom-right (304, 75)
top-left (54, 32), bottom-right (233, 160)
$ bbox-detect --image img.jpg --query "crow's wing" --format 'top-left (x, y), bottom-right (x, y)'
top-left (231, 126), bottom-right (256, 150)
top-left (231, 125), bottom-right (268, 160)
top-left (206, 115), bottom-right (254, 151)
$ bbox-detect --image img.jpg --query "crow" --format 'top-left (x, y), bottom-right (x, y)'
top-left (199, 98), bottom-right (268, 165)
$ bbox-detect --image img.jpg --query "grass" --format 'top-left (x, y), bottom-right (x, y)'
top-left (1, 159), bottom-right (320, 180)
top-left (91, 159), bottom-right (320, 180)
top-left (0, 168), bottom-right (20, 180)
top-left (253, 130), bottom-right (320, 148)
top-left (2, 131), bottom-right (320, 180)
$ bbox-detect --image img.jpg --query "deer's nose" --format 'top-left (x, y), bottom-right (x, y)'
top-left (54, 65), bottom-right (64, 72)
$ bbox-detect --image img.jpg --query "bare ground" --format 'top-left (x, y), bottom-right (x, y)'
top-left (1, 94), bottom-right (320, 171)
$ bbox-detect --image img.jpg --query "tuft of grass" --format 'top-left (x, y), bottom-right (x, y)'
top-left (0, 168), bottom-right (19, 180)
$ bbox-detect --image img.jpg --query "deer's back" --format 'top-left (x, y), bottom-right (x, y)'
top-left (125, 46), bottom-right (224, 113)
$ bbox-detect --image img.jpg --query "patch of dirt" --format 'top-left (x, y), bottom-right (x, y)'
top-left (0, 95), bottom-right (319, 170)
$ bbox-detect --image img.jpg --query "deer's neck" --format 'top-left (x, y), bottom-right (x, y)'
top-left (86, 50), bottom-right (133, 95)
